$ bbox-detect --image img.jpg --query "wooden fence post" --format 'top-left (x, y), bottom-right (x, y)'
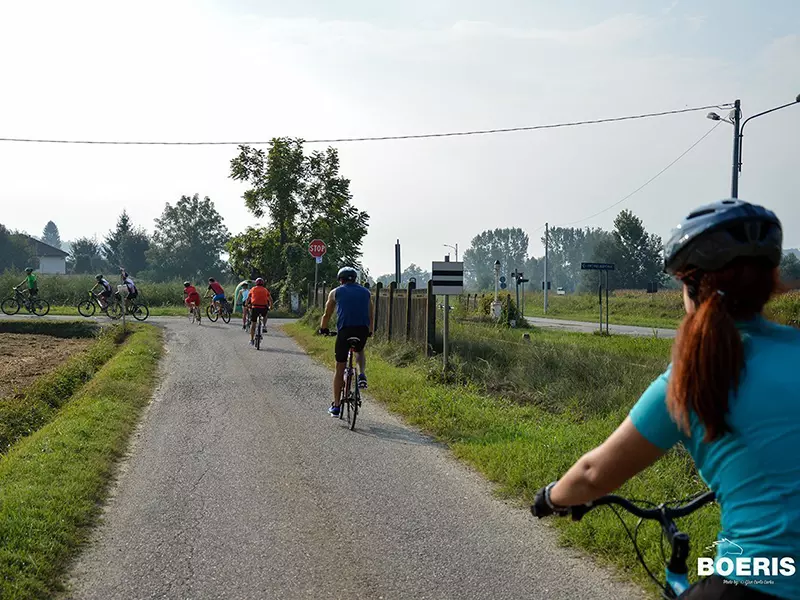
top-left (405, 280), bottom-right (415, 341)
top-left (374, 282), bottom-right (383, 335)
top-left (426, 279), bottom-right (436, 356)
top-left (387, 281), bottom-right (396, 341)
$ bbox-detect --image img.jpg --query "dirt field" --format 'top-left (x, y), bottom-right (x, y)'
top-left (0, 333), bottom-right (94, 399)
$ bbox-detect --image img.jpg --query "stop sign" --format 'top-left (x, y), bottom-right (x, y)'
top-left (308, 239), bottom-right (327, 258)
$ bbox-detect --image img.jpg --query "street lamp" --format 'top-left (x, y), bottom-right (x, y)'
top-left (491, 260), bottom-right (502, 320)
top-left (443, 243), bottom-right (459, 262)
top-left (707, 95), bottom-right (800, 198)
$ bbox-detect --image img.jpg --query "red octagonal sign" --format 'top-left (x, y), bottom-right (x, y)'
top-left (308, 239), bottom-right (327, 258)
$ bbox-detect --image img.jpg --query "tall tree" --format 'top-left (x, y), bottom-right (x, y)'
top-left (69, 237), bottom-right (105, 274)
top-left (542, 227), bottom-right (612, 292)
top-left (587, 210), bottom-right (665, 290)
top-left (103, 211), bottom-right (150, 275)
top-left (0, 224), bottom-right (36, 272)
top-left (147, 194), bottom-right (229, 281)
top-left (463, 228), bottom-right (529, 290)
top-left (42, 221), bottom-right (62, 249)
top-left (228, 140), bottom-right (369, 298)
top-left (376, 264), bottom-right (431, 288)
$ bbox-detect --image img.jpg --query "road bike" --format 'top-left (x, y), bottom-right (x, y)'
top-left (207, 298), bottom-right (232, 324)
top-left (337, 336), bottom-right (363, 430)
top-left (542, 491), bottom-right (716, 598)
top-left (1, 286), bottom-right (50, 316)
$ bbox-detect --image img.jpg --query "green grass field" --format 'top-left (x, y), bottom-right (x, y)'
top-left (0, 324), bottom-right (163, 599)
top-left (286, 319), bottom-right (717, 597)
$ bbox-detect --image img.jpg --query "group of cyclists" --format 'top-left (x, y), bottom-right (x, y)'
top-left (182, 277), bottom-right (273, 345)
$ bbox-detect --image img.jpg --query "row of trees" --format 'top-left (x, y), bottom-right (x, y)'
top-left (68, 195), bottom-right (228, 281)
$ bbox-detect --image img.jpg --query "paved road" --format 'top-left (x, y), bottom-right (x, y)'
top-left (60, 317), bottom-right (642, 599)
top-left (525, 316), bottom-right (676, 338)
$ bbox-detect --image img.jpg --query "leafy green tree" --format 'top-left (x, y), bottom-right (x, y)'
top-left (103, 211), bottom-right (150, 275)
top-left (229, 140), bottom-right (369, 298)
top-left (463, 228), bottom-right (529, 290)
top-left (780, 252), bottom-right (800, 282)
top-left (586, 210), bottom-right (665, 290)
top-left (0, 224), bottom-right (36, 272)
top-left (69, 237), bottom-right (105, 274)
top-left (542, 227), bottom-right (612, 292)
top-left (42, 221), bottom-right (62, 249)
top-left (376, 264), bottom-right (431, 288)
top-left (147, 194), bottom-right (229, 282)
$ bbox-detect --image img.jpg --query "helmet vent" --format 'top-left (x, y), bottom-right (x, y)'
top-left (687, 208), bottom-right (716, 219)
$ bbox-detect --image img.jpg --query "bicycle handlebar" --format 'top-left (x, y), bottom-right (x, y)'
top-left (571, 491), bottom-right (715, 522)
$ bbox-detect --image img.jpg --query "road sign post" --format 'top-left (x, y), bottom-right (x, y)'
top-left (581, 263), bottom-right (615, 334)
top-left (309, 239), bottom-right (327, 305)
top-left (432, 258), bottom-right (464, 371)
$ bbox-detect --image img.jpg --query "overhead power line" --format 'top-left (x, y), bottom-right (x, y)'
top-left (0, 102), bottom-right (732, 146)
top-left (555, 120), bottom-right (724, 227)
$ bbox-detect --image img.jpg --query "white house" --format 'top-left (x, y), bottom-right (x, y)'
top-left (22, 236), bottom-right (68, 274)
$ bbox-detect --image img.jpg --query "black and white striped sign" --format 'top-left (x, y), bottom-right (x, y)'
top-left (431, 261), bottom-right (464, 295)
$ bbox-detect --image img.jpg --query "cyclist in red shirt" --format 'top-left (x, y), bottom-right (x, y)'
top-left (205, 278), bottom-right (226, 315)
top-left (184, 282), bottom-right (201, 320)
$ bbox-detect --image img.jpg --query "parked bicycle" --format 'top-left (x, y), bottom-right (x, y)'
top-left (207, 298), bottom-right (232, 324)
top-left (1, 286), bottom-right (50, 316)
top-left (534, 491), bottom-right (716, 598)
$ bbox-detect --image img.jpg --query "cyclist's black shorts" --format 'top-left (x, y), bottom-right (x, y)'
top-left (335, 326), bottom-right (369, 363)
top-left (250, 307), bottom-right (269, 321)
top-left (678, 575), bottom-right (783, 599)
top-left (100, 289), bottom-right (112, 298)
top-left (28, 288), bottom-right (38, 297)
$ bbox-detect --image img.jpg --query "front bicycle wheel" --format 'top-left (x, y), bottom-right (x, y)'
top-left (131, 303), bottom-right (149, 321)
top-left (206, 305), bottom-right (219, 322)
top-left (1, 297), bottom-right (20, 315)
top-left (107, 302), bottom-right (123, 320)
top-left (31, 299), bottom-right (50, 316)
top-left (78, 299), bottom-right (96, 317)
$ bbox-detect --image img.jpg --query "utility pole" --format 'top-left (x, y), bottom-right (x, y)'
top-left (395, 239), bottom-right (401, 285)
top-left (543, 222), bottom-right (549, 314)
top-left (731, 99), bottom-right (741, 198)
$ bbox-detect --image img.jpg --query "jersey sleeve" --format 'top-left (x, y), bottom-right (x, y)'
top-left (629, 367), bottom-right (685, 451)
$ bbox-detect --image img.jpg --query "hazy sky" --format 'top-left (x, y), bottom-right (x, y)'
top-left (1, 0), bottom-right (798, 276)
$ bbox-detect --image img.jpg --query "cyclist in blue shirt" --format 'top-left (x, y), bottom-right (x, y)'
top-left (531, 200), bottom-right (799, 600)
top-left (318, 267), bottom-right (374, 417)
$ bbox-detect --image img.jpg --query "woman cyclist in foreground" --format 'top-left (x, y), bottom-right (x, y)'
top-left (532, 200), bottom-right (799, 599)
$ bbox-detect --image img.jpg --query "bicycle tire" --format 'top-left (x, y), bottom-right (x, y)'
top-left (107, 302), bottom-right (123, 320)
top-left (131, 303), bottom-right (149, 321)
top-left (221, 309), bottom-right (231, 324)
top-left (255, 321), bottom-right (262, 350)
top-left (206, 305), bottom-right (219, 322)
top-left (31, 299), bottom-right (50, 316)
top-left (1, 297), bottom-right (20, 315)
top-left (341, 369), bottom-right (352, 422)
top-left (78, 300), bottom-right (96, 317)
top-left (350, 387), bottom-right (359, 431)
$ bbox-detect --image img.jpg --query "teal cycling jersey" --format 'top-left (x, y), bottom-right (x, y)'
top-left (630, 316), bottom-right (800, 599)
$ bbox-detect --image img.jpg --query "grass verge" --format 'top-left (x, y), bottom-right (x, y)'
top-left (284, 320), bottom-right (718, 596)
top-left (0, 325), bottom-right (163, 600)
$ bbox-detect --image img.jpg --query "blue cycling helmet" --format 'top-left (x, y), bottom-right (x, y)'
top-left (337, 266), bottom-right (358, 282)
top-left (664, 199), bottom-right (782, 276)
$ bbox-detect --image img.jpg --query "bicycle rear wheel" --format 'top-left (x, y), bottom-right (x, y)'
top-left (31, 299), bottom-right (50, 316)
top-left (255, 321), bottom-right (262, 350)
top-left (349, 387), bottom-right (359, 431)
top-left (77, 300), bottom-right (96, 317)
top-left (131, 303), bottom-right (149, 321)
top-left (341, 370), bottom-right (352, 422)
top-left (221, 308), bottom-right (231, 324)
top-left (1, 297), bottom-right (20, 315)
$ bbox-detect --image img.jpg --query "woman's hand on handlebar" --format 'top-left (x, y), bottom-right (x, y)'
top-left (531, 482), bottom-right (592, 521)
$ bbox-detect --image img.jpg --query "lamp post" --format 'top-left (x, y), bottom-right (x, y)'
top-left (443, 243), bottom-right (458, 262)
top-left (491, 260), bottom-right (502, 320)
top-left (707, 95), bottom-right (800, 198)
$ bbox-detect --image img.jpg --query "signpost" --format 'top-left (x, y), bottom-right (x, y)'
top-left (309, 239), bottom-right (327, 305)
top-left (580, 262), bottom-right (615, 334)
top-left (431, 258), bottom-right (464, 371)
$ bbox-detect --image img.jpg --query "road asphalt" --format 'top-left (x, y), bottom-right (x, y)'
top-left (49, 315), bottom-right (645, 599)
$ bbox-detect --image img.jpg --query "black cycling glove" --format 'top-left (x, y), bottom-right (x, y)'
top-left (531, 482), bottom-right (570, 518)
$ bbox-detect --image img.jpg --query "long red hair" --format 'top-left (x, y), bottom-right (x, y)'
top-left (668, 258), bottom-right (780, 442)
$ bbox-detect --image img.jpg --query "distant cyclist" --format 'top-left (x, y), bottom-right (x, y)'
top-left (206, 278), bottom-right (226, 315)
top-left (318, 267), bottom-right (374, 417)
top-left (91, 274), bottom-right (113, 311)
top-left (17, 267), bottom-right (38, 299)
top-left (245, 278), bottom-right (272, 346)
top-left (531, 200), bottom-right (799, 600)
top-left (239, 281), bottom-right (251, 330)
top-left (183, 281), bottom-right (201, 320)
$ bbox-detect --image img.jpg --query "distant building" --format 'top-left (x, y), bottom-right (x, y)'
top-left (20, 235), bottom-right (68, 274)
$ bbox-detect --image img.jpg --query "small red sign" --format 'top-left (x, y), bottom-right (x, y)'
top-left (308, 239), bottom-right (327, 258)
